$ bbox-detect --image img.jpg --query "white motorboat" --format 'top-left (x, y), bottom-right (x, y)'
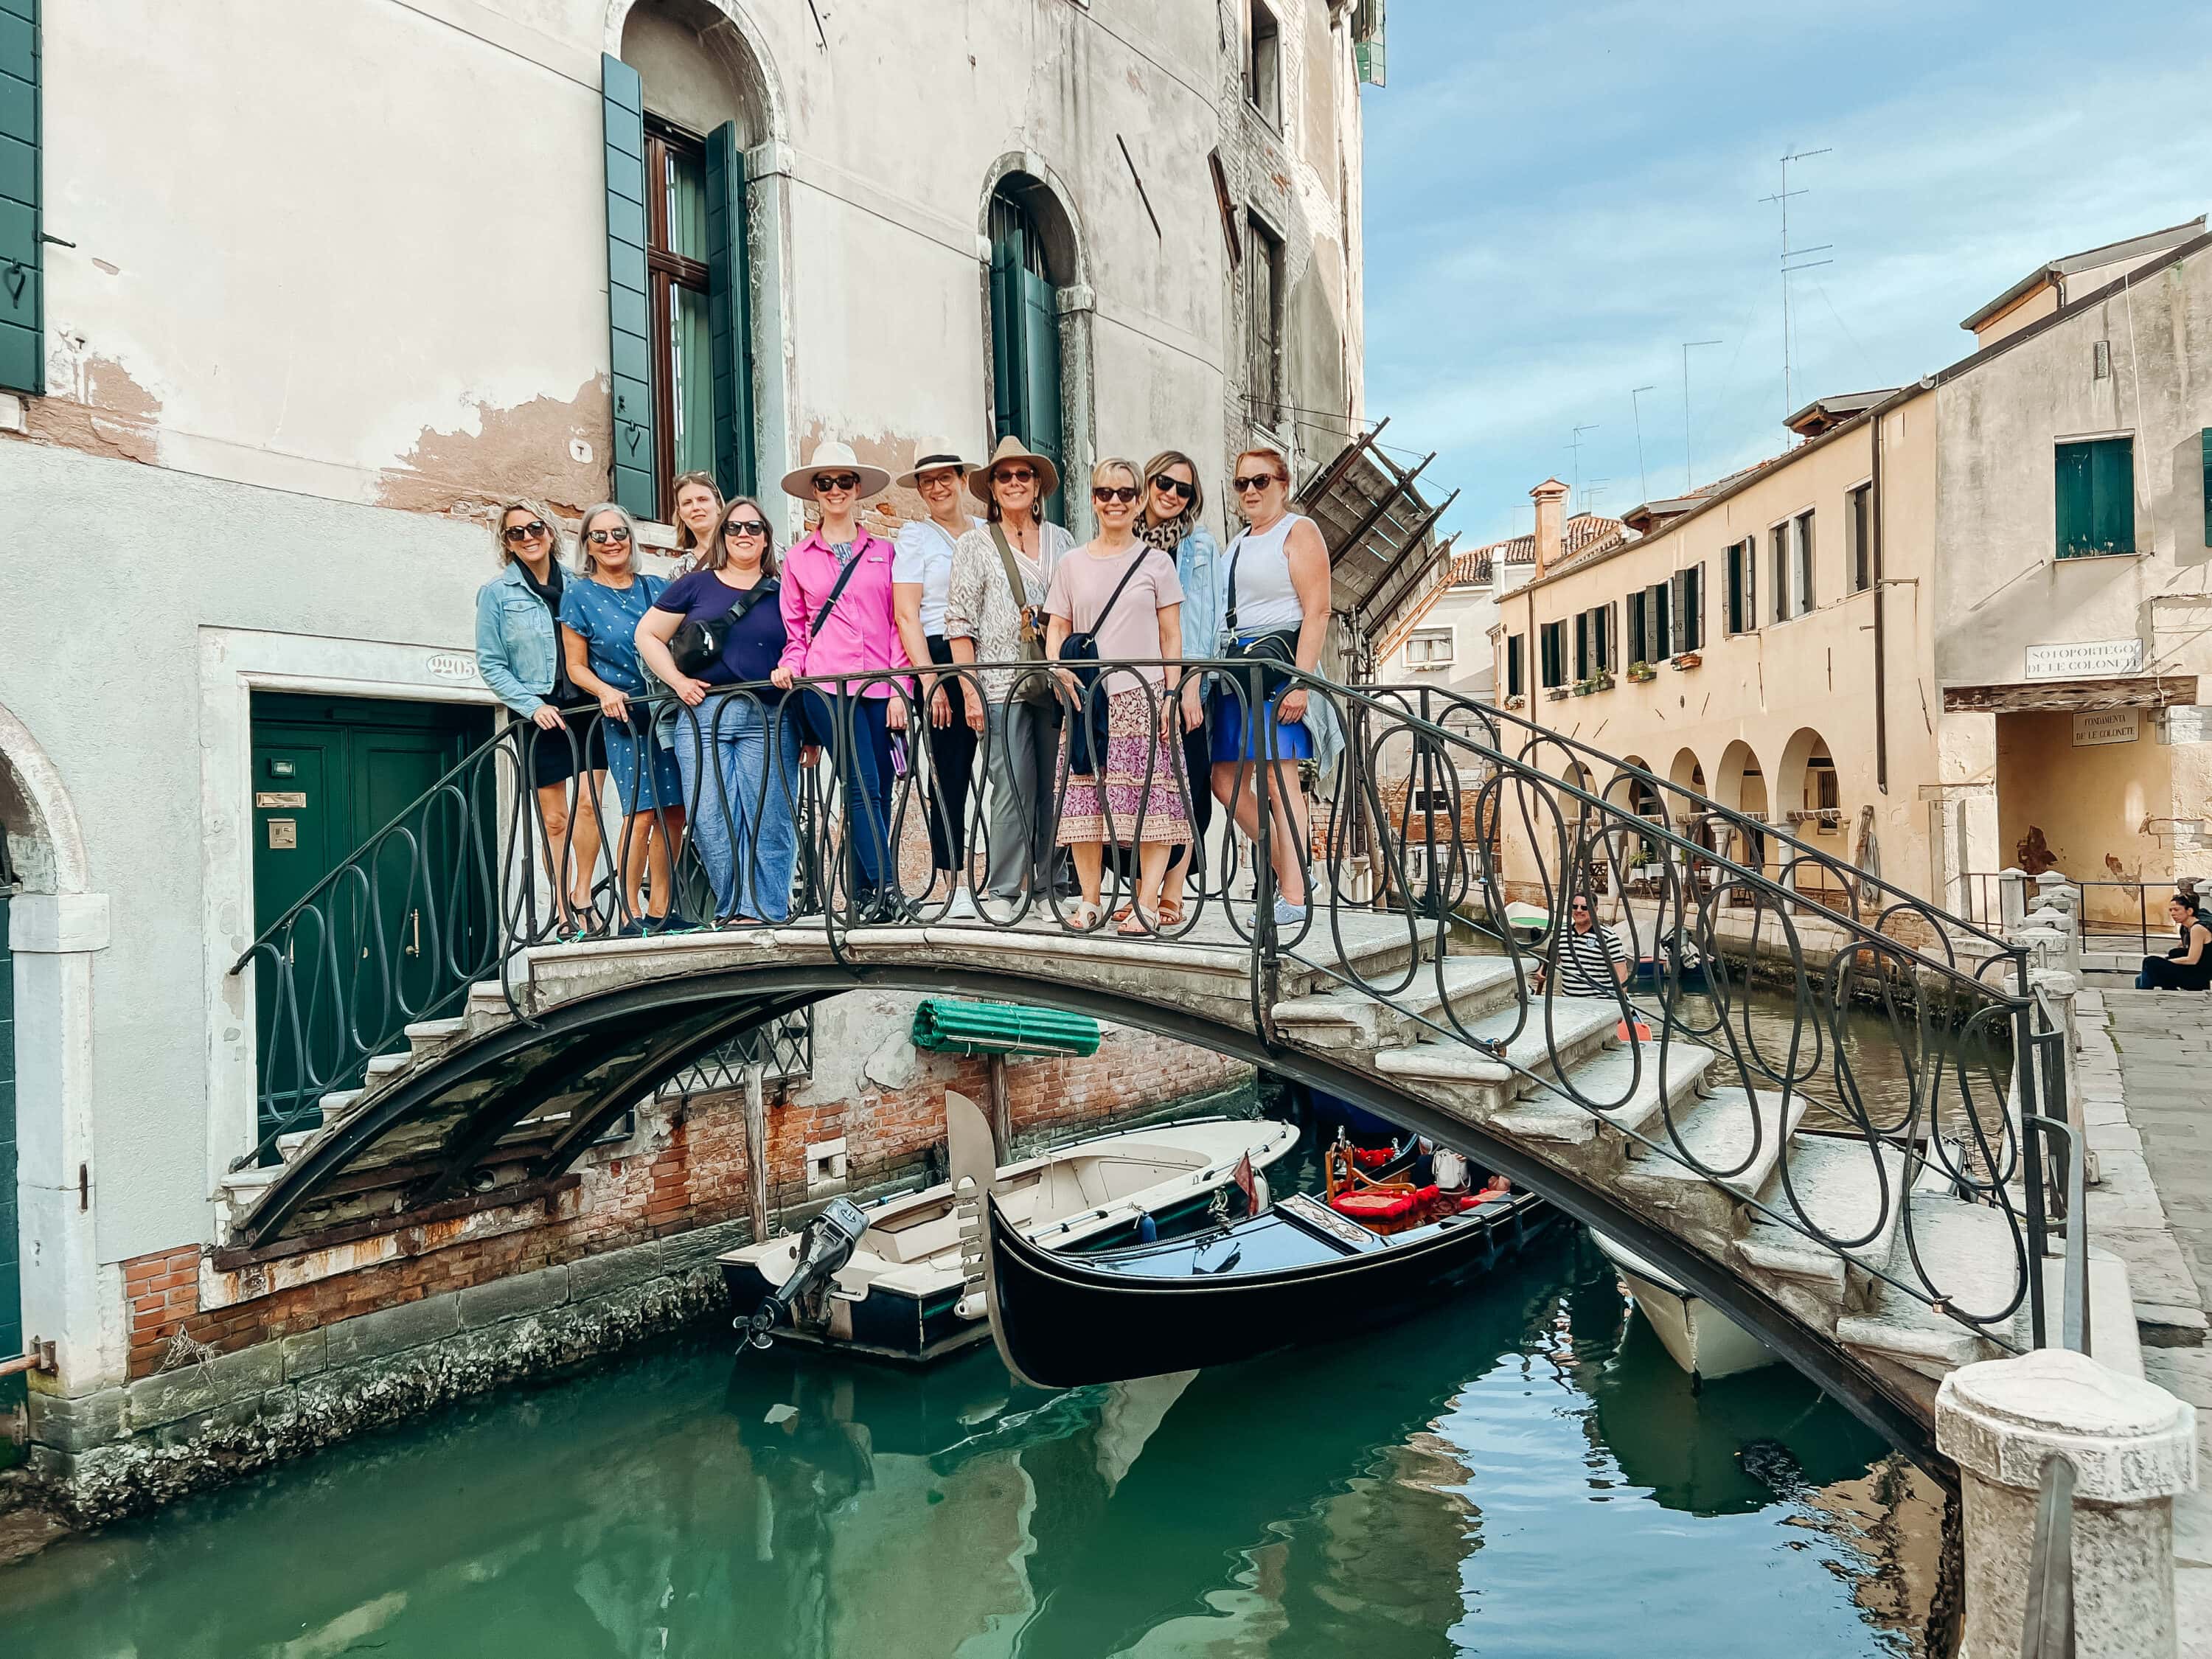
top-left (720, 1114), bottom-right (1299, 1363)
top-left (1589, 1228), bottom-right (1777, 1382)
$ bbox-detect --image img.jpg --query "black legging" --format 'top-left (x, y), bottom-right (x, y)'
top-left (922, 635), bottom-right (977, 874)
top-left (2138, 953), bottom-right (2212, 990)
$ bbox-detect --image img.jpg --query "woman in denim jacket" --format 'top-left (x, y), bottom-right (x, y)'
top-left (1138, 449), bottom-right (1220, 925)
top-left (475, 498), bottom-right (605, 937)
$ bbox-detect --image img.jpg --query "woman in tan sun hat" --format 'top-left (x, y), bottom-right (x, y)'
top-left (771, 439), bottom-right (907, 919)
top-left (944, 436), bottom-right (1076, 910)
top-left (891, 442), bottom-right (985, 917)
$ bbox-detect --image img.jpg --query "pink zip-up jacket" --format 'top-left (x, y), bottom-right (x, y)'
top-left (778, 527), bottom-right (910, 697)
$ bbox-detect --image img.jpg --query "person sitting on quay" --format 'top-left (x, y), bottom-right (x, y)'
top-left (1044, 457), bottom-right (1192, 935)
top-left (557, 503), bottom-right (687, 934)
top-left (1531, 894), bottom-right (1631, 997)
top-left (2136, 890), bottom-right (2212, 990)
top-left (772, 440), bottom-right (911, 923)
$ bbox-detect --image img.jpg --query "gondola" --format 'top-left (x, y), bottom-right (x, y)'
top-left (945, 1091), bottom-right (1559, 1388)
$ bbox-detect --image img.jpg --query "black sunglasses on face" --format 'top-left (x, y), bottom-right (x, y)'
top-left (723, 518), bottom-right (769, 538)
top-left (995, 467), bottom-right (1037, 485)
top-left (1150, 475), bottom-right (1196, 500)
top-left (585, 526), bottom-right (632, 544)
top-left (813, 473), bottom-right (860, 493)
top-left (502, 521), bottom-right (549, 542)
top-left (1232, 473), bottom-right (1281, 494)
top-left (1093, 484), bottom-right (1141, 504)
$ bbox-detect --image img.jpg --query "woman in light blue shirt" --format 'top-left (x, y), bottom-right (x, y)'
top-left (1138, 448), bottom-right (1219, 925)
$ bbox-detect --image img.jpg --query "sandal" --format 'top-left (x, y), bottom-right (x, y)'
top-left (1116, 906), bottom-right (1158, 937)
top-left (1061, 902), bottom-right (1105, 933)
top-left (1156, 897), bottom-right (1186, 928)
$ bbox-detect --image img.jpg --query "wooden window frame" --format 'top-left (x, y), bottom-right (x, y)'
top-left (1245, 212), bottom-right (1286, 434)
top-left (1506, 633), bottom-right (1524, 697)
top-left (1770, 521), bottom-right (1791, 624)
top-left (1246, 0), bottom-right (1283, 130)
top-left (644, 119), bottom-right (712, 523)
top-left (1846, 483), bottom-right (1873, 593)
top-left (1793, 509), bottom-right (1816, 614)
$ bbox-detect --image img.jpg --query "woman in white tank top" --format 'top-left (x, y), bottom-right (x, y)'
top-left (1208, 445), bottom-right (1331, 928)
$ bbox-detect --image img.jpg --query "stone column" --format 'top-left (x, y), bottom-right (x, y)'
top-left (2000, 866), bottom-right (2031, 932)
top-left (10, 893), bottom-right (123, 1395)
top-left (1936, 1349), bottom-right (2196, 1659)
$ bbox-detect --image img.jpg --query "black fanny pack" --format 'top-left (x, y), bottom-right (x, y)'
top-left (1220, 539), bottom-right (1301, 700)
top-left (670, 578), bottom-right (778, 677)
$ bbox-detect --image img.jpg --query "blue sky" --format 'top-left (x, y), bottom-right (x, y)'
top-left (1359, 1), bottom-right (2212, 549)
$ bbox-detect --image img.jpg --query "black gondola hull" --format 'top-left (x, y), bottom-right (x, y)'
top-left (987, 1192), bottom-right (1559, 1388)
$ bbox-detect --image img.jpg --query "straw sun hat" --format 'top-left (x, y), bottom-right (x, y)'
top-left (967, 435), bottom-right (1061, 504)
top-left (894, 442), bottom-right (978, 490)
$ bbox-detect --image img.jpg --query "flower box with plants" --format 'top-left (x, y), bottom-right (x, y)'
top-left (1625, 661), bottom-right (1657, 684)
top-left (1672, 652), bottom-right (1702, 671)
top-left (1545, 686), bottom-right (1571, 701)
top-left (1502, 694), bottom-right (1526, 710)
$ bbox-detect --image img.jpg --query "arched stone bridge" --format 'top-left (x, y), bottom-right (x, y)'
top-left (220, 905), bottom-right (2131, 1464)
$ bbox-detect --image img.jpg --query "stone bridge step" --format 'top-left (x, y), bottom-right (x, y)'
top-left (1618, 1087), bottom-right (1809, 1255)
top-left (1272, 956), bottom-right (1520, 1051)
top-left (1369, 997), bottom-right (1622, 1121)
top-left (1738, 1134), bottom-right (1911, 1301)
top-left (1487, 1039), bottom-right (1721, 1148)
top-left (1834, 1197), bottom-right (2031, 1382)
top-left (405, 1018), bottom-right (470, 1061)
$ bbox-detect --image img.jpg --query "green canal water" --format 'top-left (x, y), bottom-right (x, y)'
top-left (0, 1230), bottom-right (1940, 1658)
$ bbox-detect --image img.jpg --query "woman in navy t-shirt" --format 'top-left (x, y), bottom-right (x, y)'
top-left (636, 496), bottom-right (801, 925)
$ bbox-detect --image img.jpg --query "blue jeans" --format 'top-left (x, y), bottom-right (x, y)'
top-left (675, 695), bottom-right (798, 922)
top-left (794, 689), bottom-right (894, 893)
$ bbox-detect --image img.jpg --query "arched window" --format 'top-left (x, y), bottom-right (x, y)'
top-left (606, 2), bottom-right (773, 519)
top-left (987, 181), bottom-right (1067, 525)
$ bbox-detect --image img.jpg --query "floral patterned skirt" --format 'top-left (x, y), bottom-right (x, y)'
top-left (1057, 686), bottom-right (1193, 848)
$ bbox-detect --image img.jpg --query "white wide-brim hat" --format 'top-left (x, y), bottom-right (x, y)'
top-left (780, 439), bottom-right (892, 502)
top-left (894, 442), bottom-right (978, 491)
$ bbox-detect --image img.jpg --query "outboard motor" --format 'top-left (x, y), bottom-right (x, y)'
top-left (740, 1198), bottom-right (869, 1352)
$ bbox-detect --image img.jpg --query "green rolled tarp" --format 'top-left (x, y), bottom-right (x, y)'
top-left (909, 999), bottom-right (1102, 1058)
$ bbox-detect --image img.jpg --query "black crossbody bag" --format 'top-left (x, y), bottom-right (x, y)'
top-left (1056, 549), bottom-right (1155, 776)
top-left (669, 577), bottom-right (779, 677)
top-left (1220, 538), bottom-right (1304, 701)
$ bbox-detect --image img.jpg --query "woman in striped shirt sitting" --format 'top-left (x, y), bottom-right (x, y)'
top-left (1532, 894), bottom-right (1630, 998)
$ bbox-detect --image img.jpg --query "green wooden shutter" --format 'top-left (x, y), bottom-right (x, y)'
top-left (704, 122), bottom-right (755, 500)
top-left (2092, 437), bottom-right (2135, 554)
top-left (602, 55), bottom-right (654, 519)
top-left (990, 237), bottom-right (1021, 445)
top-left (1017, 265), bottom-right (1065, 525)
top-left (0, 0), bottom-right (40, 394)
top-left (2055, 441), bottom-right (2092, 557)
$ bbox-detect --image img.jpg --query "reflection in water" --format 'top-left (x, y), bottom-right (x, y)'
top-left (0, 1238), bottom-right (1940, 1658)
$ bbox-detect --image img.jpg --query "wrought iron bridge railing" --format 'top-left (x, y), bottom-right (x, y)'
top-left (229, 658), bottom-right (2088, 1377)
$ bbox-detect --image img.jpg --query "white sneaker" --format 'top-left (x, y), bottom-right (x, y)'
top-left (946, 888), bottom-right (979, 921)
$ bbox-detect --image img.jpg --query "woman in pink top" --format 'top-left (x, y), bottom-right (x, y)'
top-left (1045, 458), bottom-right (1191, 934)
top-left (768, 440), bottom-right (911, 919)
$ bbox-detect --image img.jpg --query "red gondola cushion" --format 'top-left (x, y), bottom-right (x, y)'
top-left (1330, 1190), bottom-right (1416, 1221)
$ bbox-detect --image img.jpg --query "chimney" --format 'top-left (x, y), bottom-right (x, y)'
top-left (1530, 478), bottom-right (1571, 577)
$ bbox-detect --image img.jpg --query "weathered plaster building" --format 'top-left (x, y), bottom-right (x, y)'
top-left (0, 0), bottom-right (1378, 1491)
top-left (1490, 219), bottom-right (2212, 923)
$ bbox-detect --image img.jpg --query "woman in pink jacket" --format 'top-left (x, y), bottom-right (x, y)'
top-left (770, 441), bottom-right (911, 920)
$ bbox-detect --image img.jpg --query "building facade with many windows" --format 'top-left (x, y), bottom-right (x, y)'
top-left (0, 0), bottom-right (1375, 1471)
top-left (1492, 222), bottom-right (2212, 925)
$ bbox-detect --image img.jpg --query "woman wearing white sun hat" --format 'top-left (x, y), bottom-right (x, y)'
top-left (891, 442), bottom-right (985, 917)
top-left (771, 439), bottom-right (910, 920)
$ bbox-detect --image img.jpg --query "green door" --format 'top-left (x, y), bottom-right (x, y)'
top-left (0, 888), bottom-right (19, 1460)
top-left (250, 694), bottom-right (493, 1141)
top-left (989, 189), bottom-right (1066, 526)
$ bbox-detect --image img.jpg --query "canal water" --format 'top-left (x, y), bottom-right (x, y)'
top-left (0, 1227), bottom-right (1942, 1658)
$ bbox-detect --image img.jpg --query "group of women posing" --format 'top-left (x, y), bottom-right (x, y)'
top-left (473, 434), bottom-right (1331, 938)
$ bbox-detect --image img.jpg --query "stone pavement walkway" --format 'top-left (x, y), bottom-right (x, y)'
top-left (2096, 988), bottom-right (2212, 1655)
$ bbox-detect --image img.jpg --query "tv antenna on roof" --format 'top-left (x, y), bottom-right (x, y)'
top-left (1760, 146), bottom-right (1834, 420)
top-left (1630, 386), bottom-right (1657, 504)
top-left (1569, 423), bottom-right (1600, 510)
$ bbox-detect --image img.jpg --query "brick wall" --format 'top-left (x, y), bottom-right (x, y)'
top-left (118, 1025), bottom-right (1247, 1379)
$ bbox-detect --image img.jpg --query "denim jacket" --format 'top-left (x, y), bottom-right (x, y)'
top-left (1174, 524), bottom-right (1224, 665)
top-left (475, 561), bottom-right (560, 717)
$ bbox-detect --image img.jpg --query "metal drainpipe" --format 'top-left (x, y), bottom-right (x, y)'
top-left (1871, 408), bottom-right (1888, 793)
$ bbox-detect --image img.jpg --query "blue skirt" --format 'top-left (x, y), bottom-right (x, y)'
top-left (603, 715), bottom-right (686, 816)
top-left (1206, 680), bottom-right (1313, 766)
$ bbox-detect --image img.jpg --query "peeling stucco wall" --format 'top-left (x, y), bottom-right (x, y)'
top-left (378, 378), bottom-right (611, 519)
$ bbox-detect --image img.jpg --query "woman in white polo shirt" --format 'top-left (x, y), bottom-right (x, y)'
top-left (891, 443), bottom-right (984, 918)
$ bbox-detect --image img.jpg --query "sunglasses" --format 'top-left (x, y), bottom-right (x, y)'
top-left (502, 521), bottom-right (549, 543)
top-left (585, 526), bottom-right (632, 545)
top-left (813, 473), bottom-right (860, 493)
top-left (1092, 484), bottom-right (1141, 504)
top-left (1233, 473), bottom-right (1283, 494)
top-left (722, 518), bottom-right (770, 539)
top-left (995, 466), bottom-right (1038, 484)
top-left (1150, 475), bottom-right (1196, 500)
